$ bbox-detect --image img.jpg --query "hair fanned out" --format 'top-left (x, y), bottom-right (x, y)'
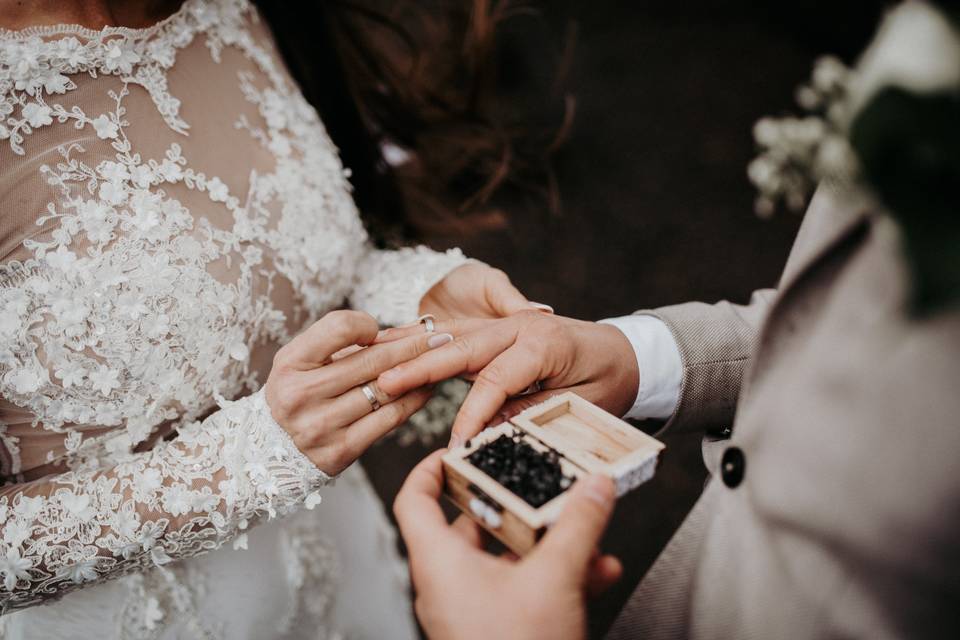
top-left (256, 0), bottom-right (575, 244)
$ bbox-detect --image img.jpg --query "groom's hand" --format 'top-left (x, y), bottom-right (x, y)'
top-left (394, 451), bottom-right (622, 640)
top-left (375, 312), bottom-right (640, 445)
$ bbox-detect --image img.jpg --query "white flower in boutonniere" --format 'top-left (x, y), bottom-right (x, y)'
top-left (749, 0), bottom-right (960, 314)
top-left (851, 1), bottom-right (960, 113)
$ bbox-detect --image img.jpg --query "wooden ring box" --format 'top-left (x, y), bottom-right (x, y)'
top-left (442, 392), bottom-right (665, 555)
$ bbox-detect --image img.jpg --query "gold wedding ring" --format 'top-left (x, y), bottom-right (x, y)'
top-left (361, 383), bottom-right (381, 412)
top-left (418, 313), bottom-right (436, 333)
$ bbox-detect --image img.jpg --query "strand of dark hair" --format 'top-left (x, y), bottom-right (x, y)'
top-left (254, 1), bottom-right (574, 246)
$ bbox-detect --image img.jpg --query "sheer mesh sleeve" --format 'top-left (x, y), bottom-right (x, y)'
top-left (0, 386), bottom-right (328, 613)
top-left (348, 244), bottom-right (470, 327)
top-left (0, 0), bottom-right (471, 615)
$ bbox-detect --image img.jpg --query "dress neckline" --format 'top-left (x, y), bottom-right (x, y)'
top-left (0, 0), bottom-right (200, 41)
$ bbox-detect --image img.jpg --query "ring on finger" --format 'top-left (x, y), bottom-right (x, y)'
top-left (418, 313), bottom-right (436, 333)
top-left (519, 380), bottom-right (542, 396)
top-left (361, 383), bottom-right (382, 412)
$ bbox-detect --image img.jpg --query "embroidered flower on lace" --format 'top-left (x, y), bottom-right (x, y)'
top-left (0, 0), bottom-right (468, 619)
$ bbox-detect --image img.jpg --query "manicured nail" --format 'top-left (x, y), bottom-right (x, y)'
top-left (578, 474), bottom-right (614, 507)
top-left (428, 333), bottom-right (453, 349)
top-left (529, 302), bottom-right (554, 313)
top-left (449, 434), bottom-right (463, 449)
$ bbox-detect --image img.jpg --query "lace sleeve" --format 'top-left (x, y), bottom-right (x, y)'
top-left (0, 388), bottom-right (329, 613)
top-left (348, 245), bottom-right (471, 327)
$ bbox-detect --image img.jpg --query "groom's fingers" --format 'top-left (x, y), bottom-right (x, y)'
top-left (529, 474), bottom-right (616, 585)
top-left (585, 554), bottom-right (624, 598)
top-left (450, 343), bottom-right (549, 442)
top-left (394, 451), bottom-right (453, 558)
top-left (450, 515), bottom-right (486, 549)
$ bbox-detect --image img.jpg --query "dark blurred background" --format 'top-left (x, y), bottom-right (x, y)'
top-left (361, 1), bottom-right (890, 636)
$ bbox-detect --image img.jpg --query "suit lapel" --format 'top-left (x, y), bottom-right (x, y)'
top-left (776, 185), bottom-right (872, 297)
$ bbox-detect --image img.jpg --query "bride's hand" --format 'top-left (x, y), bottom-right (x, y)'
top-left (375, 312), bottom-right (639, 447)
top-left (419, 263), bottom-right (549, 320)
top-left (264, 310), bottom-right (452, 475)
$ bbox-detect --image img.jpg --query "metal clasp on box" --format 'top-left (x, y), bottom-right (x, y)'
top-left (467, 483), bottom-right (504, 529)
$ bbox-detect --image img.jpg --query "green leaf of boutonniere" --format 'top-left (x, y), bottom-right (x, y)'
top-left (849, 87), bottom-right (960, 315)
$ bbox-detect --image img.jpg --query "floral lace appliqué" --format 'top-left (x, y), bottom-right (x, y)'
top-left (0, 0), bottom-right (467, 620)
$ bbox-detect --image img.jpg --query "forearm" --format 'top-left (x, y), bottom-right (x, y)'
top-left (603, 288), bottom-right (776, 435)
top-left (0, 389), bottom-right (328, 613)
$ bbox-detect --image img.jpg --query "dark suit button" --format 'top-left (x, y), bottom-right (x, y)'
top-left (721, 446), bottom-right (745, 488)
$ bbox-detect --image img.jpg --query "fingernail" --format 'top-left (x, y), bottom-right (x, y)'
top-left (379, 369), bottom-right (399, 383)
top-left (449, 434), bottom-right (463, 449)
top-left (578, 474), bottom-right (614, 507)
top-left (428, 333), bottom-right (453, 349)
top-left (529, 302), bottom-right (554, 313)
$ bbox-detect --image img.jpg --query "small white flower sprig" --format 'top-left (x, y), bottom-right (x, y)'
top-left (748, 0), bottom-right (960, 217)
top-left (748, 0), bottom-right (960, 314)
top-left (748, 56), bottom-right (858, 217)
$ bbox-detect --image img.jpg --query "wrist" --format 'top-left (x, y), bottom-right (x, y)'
top-left (589, 322), bottom-right (641, 419)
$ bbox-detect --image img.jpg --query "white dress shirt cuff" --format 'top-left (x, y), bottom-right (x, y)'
top-left (598, 315), bottom-right (683, 421)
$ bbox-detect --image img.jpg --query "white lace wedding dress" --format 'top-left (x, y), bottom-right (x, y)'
top-left (0, 1), bottom-right (469, 637)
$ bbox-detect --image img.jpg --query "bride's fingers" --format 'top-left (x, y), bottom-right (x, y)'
top-left (277, 310), bottom-right (380, 370)
top-left (311, 331), bottom-right (454, 397)
top-left (484, 271), bottom-right (533, 317)
top-left (343, 386), bottom-right (434, 458)
top-left (374, 317), bottom-right (493, 344)
top-left (377, 325), bottom-right (517, 396)
top-left (329, 344), bottom-right (365, 362)
top-left (322, 381), bottom-right (396, 428)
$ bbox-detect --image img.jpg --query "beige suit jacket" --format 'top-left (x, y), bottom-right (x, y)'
top-left (608, 186), bottom-right (960, 639)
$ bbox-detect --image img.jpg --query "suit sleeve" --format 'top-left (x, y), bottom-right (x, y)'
top-left (638, 288), bottom-right (776, 435)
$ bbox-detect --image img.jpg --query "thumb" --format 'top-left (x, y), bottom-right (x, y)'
top-left (485, 270), bottom-right (535, 317)
top-left (529, 474), bottom-right (616, 584)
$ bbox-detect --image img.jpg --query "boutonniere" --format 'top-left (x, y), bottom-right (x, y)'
top-left (749, 0), bottom-right (960, 315)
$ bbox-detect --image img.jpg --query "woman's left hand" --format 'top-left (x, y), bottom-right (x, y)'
top-left (419, 263), bottom-right (550, 320)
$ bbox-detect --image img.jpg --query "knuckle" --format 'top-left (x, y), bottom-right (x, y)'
top-left (525, 317), bottom-right (565, 346)
top-left (413, 596), bottom-right (429, 624)
top-left (269, 380), bottom-right (302, 420)
top-left (475, 363), bottom-right (505, 388)
top-left (322, 310), bottom-right (356, 337)
top-left (451, 337), bottom-right (474, 360)
top-left (372, 383), bottom-right (393, 405)
top-left (327, 438), bottom-right (354, 470)
top-left (385, 399), bottom-right (407, 424)
top-left (272, 346), bottom-right (294, 372)
top-left (488, 267), bottom-right (509, 282)
top-left (514, 309), bottom-right (543, 324)
top-left (391, 493), bottom-right (405, 520)
top-left (355, 349), bottom-right (382, 378)
top-left (308, 368), bottom-right (335, 396)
